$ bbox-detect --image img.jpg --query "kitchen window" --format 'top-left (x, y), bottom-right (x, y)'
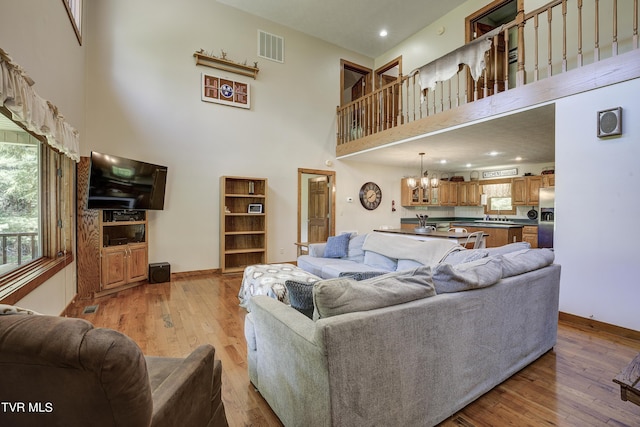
top-left (482, 179), bottom-right (516, 215)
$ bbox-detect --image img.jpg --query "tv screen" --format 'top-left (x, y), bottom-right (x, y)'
top-left (87, 152), bottom-right (168, 210)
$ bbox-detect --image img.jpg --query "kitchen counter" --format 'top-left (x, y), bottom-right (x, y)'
top-left (373, 229), bottom-right (487, 246)
top-left (451, 221), bottom-right (524, 229)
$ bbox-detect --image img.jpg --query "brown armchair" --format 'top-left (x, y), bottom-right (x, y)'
top-left (0, 313), bottom-right (228, 427)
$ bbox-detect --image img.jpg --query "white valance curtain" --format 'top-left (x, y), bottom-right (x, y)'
top-left (483, 182), bottom-right (512, 198)
top-left (0, 47), bottom-right (80, 162)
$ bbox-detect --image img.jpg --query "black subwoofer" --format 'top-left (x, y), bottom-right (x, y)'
top-left (149, 262), bottom-right (171, 284)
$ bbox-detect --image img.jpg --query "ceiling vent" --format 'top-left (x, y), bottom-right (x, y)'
top-left (258, 30), bottom-right (284, 63)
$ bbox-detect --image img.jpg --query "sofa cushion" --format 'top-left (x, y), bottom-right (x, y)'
top-left (501, 248), bottom-right (555, 278)
top-left (345, 233), bottom-right (367, 263)
top-left (313, 267), bottom-right (435, 318)
top-left (441, 249), bottom-right (489, 266)
top-left (363, 251), bottom-right (397, 271)
top-left (484, 241), bottom-right (531, 256)
top-left (396, 259), bottom-right (423, 271)
top-left (432, 257), bottom-right (503, 293)
top-left (324, 233), bottom-right (351, 258)
top-left (321, 262), bottom-right (390, 279)
top-left (285, 280), bottom-right (315, 319)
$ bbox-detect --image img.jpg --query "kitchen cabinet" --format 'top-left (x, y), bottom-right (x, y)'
top-left (542, 173), bottom-right (555, 187)
top-left (454, 225), bottom-right (523, 248)
top-left (438, 181), bottom-right (458, 206)
top-left (513, 176), bottom-right (543, 205)
top-left (458, 181), bottom-right (481, 206)
top-left (522, 225), bottom-right (539, 248)
top-left (400, 178), bottom-right (430, 206)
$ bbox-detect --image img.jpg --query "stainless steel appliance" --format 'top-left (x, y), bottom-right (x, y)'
top-left (538, 187), bottom-right (555, 248)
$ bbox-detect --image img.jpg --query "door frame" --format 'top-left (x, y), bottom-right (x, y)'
top-left (297, 168), bottom-right (336, 244)
top-left (340, 59), bottom-right (372, 106)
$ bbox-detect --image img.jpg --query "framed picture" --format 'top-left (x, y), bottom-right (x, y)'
top-left (201, 73), bottom-right (250, 109)
top-left (248, 203), bottom-right (263, 213)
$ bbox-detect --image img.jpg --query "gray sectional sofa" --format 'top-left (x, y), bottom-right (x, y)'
top-left (245, 246), bottom-right (561, 426)
top-left (297, 232), bottom-right (462, 279)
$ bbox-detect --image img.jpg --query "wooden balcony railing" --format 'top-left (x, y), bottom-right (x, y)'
top-left (0, 232), bottom-right (39, 274)
top-left (337, 0), bottom-right (639, 147)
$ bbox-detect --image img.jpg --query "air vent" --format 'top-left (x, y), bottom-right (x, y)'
top-left (258, 30), bottom-right (284, 63)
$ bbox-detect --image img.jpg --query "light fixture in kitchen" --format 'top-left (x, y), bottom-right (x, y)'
top-left (406, 152), bottom-right (429, 189)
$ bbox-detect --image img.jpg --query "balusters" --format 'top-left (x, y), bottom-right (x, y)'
top-left (595, 0), bottom-right (600, 60)
top-left (562, 0), bottom-right (568, 72)
top-left (613, 0), bottom-right (618, 55)
top-left (578, 0), bottom-right (584, 66)
top-left (548, 7), bottom-right (553, 77)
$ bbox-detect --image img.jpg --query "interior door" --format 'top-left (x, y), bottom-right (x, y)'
top-left (307, 176), bottom-right (329, 243)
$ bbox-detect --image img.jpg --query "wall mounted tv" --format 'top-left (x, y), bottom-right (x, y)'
top-left (87, 152), bottom-right (168, 210)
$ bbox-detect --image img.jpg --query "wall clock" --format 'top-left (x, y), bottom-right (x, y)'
top-left (359, 182), bottom-right (382, 210)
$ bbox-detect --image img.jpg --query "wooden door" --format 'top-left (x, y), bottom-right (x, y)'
top-left (308, 176), bottom-right (329, 243)
top-left (101, 246), bottom-right (127, 289)
top-left (128, 243), bottom-right (149, 282)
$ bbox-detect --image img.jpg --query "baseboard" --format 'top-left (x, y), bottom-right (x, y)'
top-left (172, 268), bottom-right (220, 279)
top-left (559, 312), bottom-right (640, 341)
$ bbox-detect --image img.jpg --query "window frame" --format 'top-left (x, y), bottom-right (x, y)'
top-left (0, 107), bottom-right (74, 305)
top-left (482, 178), bottom-right (516, 215)
top-left (61, 0), bottom-right (83, 45)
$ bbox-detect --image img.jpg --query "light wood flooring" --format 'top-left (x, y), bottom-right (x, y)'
top-left (66, 272), bottom-right (640, 427)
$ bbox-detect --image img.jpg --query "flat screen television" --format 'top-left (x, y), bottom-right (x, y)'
top-left (87, 152), bottom-right (168, 210)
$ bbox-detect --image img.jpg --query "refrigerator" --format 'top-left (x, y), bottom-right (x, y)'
top-left (538, 187), bottom-right (555, 248)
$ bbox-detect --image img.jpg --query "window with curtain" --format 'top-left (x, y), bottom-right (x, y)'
top-left (482, 179), bottom-right (516, 215)
top-left (0, 108), bottom-right (75, 304)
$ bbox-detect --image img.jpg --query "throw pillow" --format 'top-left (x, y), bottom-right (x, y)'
top-left (285, 280), bottom-right (315, 319)
top-left (500, 248), bottom-right (555, 278)
top-left (313, 267), bottom-right (435, 318)
top-left (0, 304), bottom-right (41, 315)
top-left (484, 242), bottom-right (531, 257)
top-left (363, 251), bottom-right (398, 271)
top-left (432, 256), bottom-right (503, 293)
top-left (323, 233), bottom-right (351, 258)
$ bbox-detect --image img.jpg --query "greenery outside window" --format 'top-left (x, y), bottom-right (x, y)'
top-left (0, 108), bottom-right (74, 305)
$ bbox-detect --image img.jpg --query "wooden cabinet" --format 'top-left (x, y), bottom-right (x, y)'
top-left (439, 181), bottom-right (458, 206)
top-left (400, 178), bottom-right (430, 206)
top-left (513, 176), bottom-right (543, 205)
top-left (542, 173), bottom-right (555, 187)
top-left (522, 225), bottom-right (539, 248)
top-left (458, 181), bottom-right (481, 206)
top-left (220, 176), bottom-right (268, 273)
top-left (99, 213), bottom-right (149, 292)
top-left (101, 242), bottom-right (148, 289)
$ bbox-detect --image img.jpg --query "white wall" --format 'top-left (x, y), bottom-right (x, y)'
top-left (555, 79), bottom-right (640, 331)
top-left (83, 0), bottom-right (406, 272)
top-left (0, 0), bottom-right (84, 315)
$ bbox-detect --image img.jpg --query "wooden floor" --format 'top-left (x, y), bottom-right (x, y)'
top-left (66, 272), bottom-right (640, 427)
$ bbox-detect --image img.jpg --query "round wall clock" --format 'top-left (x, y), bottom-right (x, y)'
top-left (359, 182), bottom-right (382, 210)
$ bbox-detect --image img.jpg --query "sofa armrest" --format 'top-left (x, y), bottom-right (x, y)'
top-left (308, 243), bottom-right (327, 257)
top-left (149, 345), bottom-right (228, 427)
top-left (248, 296), bottom-right (330, 426)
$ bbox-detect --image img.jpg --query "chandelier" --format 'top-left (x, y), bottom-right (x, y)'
top-left (406, 152), bottom-right (430, 189)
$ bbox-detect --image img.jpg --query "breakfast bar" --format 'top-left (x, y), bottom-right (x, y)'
top-left (373, 228), bottom-right (487, 247)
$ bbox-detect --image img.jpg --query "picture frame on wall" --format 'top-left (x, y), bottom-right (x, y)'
top-left (201, 73), bottom-right (250, 109)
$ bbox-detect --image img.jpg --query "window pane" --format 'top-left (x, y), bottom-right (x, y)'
top-left (490, 197), bottom-right (512, 211)
top-left (0, 138), bottom-right (41, 276)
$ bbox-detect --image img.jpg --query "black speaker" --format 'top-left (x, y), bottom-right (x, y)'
top-left (597, 107), bottom-right (622, 137)
top-left (149, 262), bottom-right (171, 284)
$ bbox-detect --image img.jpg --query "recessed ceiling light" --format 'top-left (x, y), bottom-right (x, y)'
top-left (379, 29), bottom-right (388, 37)
top-left (466, 163), bottom-right (472, 167)
top-left (489, 151), bottom-right (499, 156)
top-left (440, 159), bottom-right (447, 164)
top-left (515, 156), bottom-right (523, 161)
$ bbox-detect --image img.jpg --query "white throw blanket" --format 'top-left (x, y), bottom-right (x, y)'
top-left (362, 233), bottom-right (460, 267)
top-left (411, 25), bottom-right (504, 95)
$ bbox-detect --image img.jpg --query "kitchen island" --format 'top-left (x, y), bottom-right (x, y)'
top-left (450, 221), bottom-right (523, 248)
top-left (373, 228), bottom-right (487, 247)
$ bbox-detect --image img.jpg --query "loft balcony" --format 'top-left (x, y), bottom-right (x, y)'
top-left (336, 0), bottom-right (640, 159)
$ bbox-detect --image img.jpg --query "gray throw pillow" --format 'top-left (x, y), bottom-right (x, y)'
top-left (323, 233), bottom-right (351, 258)
top-left (432, 256), bottom-right (503, 293)
top-left (442, 249), bottom-right (489, 266)
top-left (500, 248), bottom-right (555, 278)
top-left (285, 280), bottom-right (315, 319)
top-left (313, 267), bottom-right (435, 318)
